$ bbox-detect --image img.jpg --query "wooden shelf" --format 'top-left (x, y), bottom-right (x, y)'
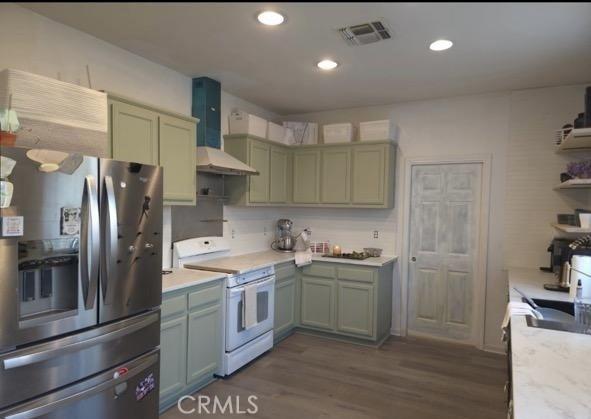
top-left (551, 223), bottom-right (591, 234)
top-left (556, 128), bottom-right (591, 152)
top-left (554, 179), bottom-right (591, 190)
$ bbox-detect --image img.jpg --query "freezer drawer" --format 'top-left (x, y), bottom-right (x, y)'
top-left (0, 349), bottom-right (160, 419)
top-left (0, 310), bottom-right (160, 409)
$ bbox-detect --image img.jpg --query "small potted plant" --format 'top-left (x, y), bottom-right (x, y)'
top-left (0, 94), bottom-right (19, 146)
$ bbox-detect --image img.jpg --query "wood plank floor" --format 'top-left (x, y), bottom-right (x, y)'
top-left (161, 333), bottom-right (507, 419)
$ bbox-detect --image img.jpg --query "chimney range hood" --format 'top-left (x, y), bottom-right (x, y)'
top-left (196, 146), bottom-right (258, 176)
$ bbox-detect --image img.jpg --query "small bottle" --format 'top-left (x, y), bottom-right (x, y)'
top-left (574, 279), bottom-right (584, 324)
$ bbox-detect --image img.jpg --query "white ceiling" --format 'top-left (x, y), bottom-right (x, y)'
top-left (21, 2), bottom-right (591, 114)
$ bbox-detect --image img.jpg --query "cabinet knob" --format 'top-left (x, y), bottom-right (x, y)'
top-left (128, 245), bottom-right (136, 253)
top-left (145, 243), bottom-right (155, 249)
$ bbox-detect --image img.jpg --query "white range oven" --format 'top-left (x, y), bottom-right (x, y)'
top-left (172, 237), bottom-right (276, 376)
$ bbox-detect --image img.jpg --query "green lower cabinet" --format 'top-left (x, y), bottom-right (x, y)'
top-left (159, 315), bottom-right (188, 401)
top-left (296, 262), bottom-right (394, 344)
top-left (274, 278), bottom-right (296, 339)
top-left (187, 304), bottom-right (222, 383)
top-left (337, 281), bottom-right (374, 337)
top-left (159, 280), bottom-right (223, 412)
top-left (300, 276), bottom-right (336, 331)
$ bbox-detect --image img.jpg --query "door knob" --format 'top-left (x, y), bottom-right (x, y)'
top-left (411, 257), bottom-right (416, 262)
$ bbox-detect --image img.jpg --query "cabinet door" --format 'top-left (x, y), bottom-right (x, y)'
top-left (159, 115), bottom-right (197, 205)
top-left (111, 101), bottom-right (158, 165)
top-left (293, 150), bottom-right (320, 203)
top-left (160, 315), bottom-right (188, 400)
top-left (300, 276), bottom-right (335, 330)
top-left (337, 281), bottom-right (375, 337)
top-left (351, 145), bottom-right (386, 205)
top-left (269, 146), bottom-right (289, 203)
top-left (274, 278), bottom-right (296, 336)
top-left (249, 141), bottom-right (270, 203)
top-left (321, 148), bottom-right (350, 204)
top-left (187, 304), bottom-right (221, 383)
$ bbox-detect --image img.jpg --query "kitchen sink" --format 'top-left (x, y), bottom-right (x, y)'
top-left (525, 315), bottom-right (591, 335)
top-left (531, 298), bottom-right (574, 316)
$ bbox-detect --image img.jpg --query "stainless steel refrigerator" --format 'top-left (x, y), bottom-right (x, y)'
top-left (0, 146), bottom-right (163, 418)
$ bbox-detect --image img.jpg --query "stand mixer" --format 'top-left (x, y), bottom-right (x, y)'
top-left (272, 219), bottom-right (295, 252)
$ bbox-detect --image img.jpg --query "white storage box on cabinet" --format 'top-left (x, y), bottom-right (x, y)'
top-left (283, 121), bottom-right (318, 145)
top-left (267, 121), bottom-right (286, 144)
top-left (229, 110), bottom-right (267, 138)
top-left (323, 123), bottom-right (353, 143)
top-left (359, 120), bottom-right (398, 142)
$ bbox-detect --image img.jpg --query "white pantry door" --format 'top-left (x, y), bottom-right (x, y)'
top-left (408, 163), bottom-right (482, 343)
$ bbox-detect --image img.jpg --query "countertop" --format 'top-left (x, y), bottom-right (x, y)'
top-left (162, 268), bottom-right (226, 293)
top-left (508, 268), bottom-right (591, 419)
top-left (183, 250), bottom-right (398, 275)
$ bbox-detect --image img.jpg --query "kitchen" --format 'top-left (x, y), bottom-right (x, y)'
top-left (0, 2), bottom-right (590, 418)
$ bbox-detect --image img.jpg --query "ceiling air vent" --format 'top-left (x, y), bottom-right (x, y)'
top-left (338, 20), bottom-right (392, 46)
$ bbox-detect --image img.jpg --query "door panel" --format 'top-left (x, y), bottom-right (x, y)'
top-left (158, 115), bottom-right (196, 205)
top-left (160, 315), bottom-right (187, 400)
top-left (274, 278), bottom-right (296, 336)
top-left (269, 146), bottom-right (289, 203)
top-left (292, 150), bottom-right (320, 203)
top-left (99, 160), bottom-right (163, 324)
top-left (408, 163), bottom-right (481, 342)
top-left (187, 304), bottom-right (221, 383)
top-left (351, 145), bottom-right (385, 205)
top-left (300, 276), bottom-right (335, 330)
top-left (248, 141), bottom-right (270, 203)
top-left (321, 148), bottom-right (350, 204)
top-left (0, 147), bottom-right (98, 352)
top-left (337, 281), bottom-right (374, 337)
top-left (111, 101), bottom-right (158, 165)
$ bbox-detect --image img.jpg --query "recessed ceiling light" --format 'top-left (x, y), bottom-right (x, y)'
top-left (257, 11), bottom-right (285, 26)
top-left (429, 39), bottom-right (453, 51)
top-left (317, 59), bottom-right (338, 71)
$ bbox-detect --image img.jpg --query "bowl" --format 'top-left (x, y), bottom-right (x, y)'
top-left (363, 247), bottom-right (382, 257)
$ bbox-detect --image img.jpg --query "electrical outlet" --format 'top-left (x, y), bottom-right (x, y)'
top-left (373, 230), bottom-right (379, 239)
top-left (231, 229), bottom-right (236, 239)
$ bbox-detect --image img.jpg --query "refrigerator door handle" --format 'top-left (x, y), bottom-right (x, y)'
top-left (2, 311), bottom-right (158, 370)
top-left (80, 175), bottom-right (99, 310)
top-left (102, 175), bottom-right (118, 305)
top-left (2, 350), bottom-right (159, 419)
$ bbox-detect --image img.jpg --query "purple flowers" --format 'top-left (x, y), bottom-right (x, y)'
top-left (567, 160), bottom-right (591, 179)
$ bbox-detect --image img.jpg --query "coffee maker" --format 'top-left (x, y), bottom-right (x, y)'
top-left (272, 219), bottom-right (295, 252)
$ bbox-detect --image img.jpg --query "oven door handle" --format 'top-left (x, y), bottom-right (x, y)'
top-left (229, 275), bottom-right (275, 296)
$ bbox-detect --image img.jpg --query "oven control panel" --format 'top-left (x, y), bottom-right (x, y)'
top-left (228, 266), bottom-right (275, 288)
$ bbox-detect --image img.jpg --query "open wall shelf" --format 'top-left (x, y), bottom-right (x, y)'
top-left (556, 128), bottom-right (591, 152)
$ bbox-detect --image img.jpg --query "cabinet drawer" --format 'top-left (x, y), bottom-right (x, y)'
top-left (188, 283), bottom-right (222, 311)
top-left (301, 264), bottom-right (335, 279)
top-left (276, 263), bottom-right (296, 281)
top-left (162, 295), bottom-right (187, 320)
top-left (337, 266), bottom-right (375, 283)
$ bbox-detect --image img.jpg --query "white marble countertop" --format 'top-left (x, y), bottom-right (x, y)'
top-left (162, 268), bottom-right (226, 293)
top-left (184, 250), bottom-right (397, 275)
top-left (508, 268), bottom-right (591, 419)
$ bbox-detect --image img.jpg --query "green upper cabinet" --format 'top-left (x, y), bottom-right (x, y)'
top-left (159, 115), bottom-right (197, 205)
top-left (351, 144), bottom-right (395, 206)
top-left (108, 94), bottom-right (198, 207)
top-left (293, 149), bottom-right (321, 204)
top-left (224, 134), bottom-right (395, 208)
top-left (320, 147), bottom-right (351, 204)
top-left (224, 136), bottom-right (290, 206)
top-left (248, 140), bottom-right (271, 203)
top-left (269, 146), bottom-right (290, 204)
top-left (111, 100), bottom-right (159, 165)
